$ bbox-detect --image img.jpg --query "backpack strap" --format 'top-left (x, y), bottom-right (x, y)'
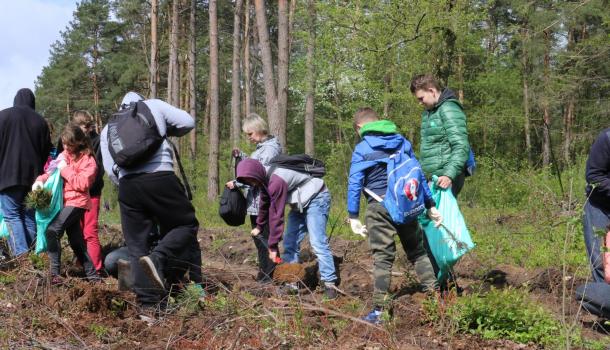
top-left (167, 138), bottom-right (193, 201)
top-left (363, 187), bottom-right (384, 202)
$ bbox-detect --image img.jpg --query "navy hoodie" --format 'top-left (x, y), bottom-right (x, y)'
top-left (586, 128), bottom-right (610, 213)
top-left (0, 89), bottom-right (52, 191)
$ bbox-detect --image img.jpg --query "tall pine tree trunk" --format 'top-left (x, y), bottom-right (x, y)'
top-left (457, 52), bottom-right (464, 104)
top-left (562, 28), bottom-right (576, 165)
top-left (277, 0), bottom-right (289, 146)
top-left (254, 0), bottom-right (280, 146)
top-left (208, 0), bottom-right (220, 200)
top-left (188, 0), bottom-right (196, 159)
top-left (92, 37), bottom-right (101, 131)
top-left (541, 30), bottom-right (552, 167)
top-left (304, 0), bottom-right (315, 156)
top-left (231, 0), bottom-right (244, 148)
top-left (149, 0), bottom-right (158, 98)
top-left (243, 0), bottom-right (252, 117)
top-left (168, 0), bottom-right (179, 105)
top-left (383, 73), bottom-right (391, 117)
top-left (521, 28), bottom-right (532, 163)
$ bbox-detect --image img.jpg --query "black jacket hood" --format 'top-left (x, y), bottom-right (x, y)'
top-left (436, 88), bottom-right (459, 107)
top-left (13, 88), bottom-right (35, 109)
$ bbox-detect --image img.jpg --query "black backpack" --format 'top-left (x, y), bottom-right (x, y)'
top-left (268, 154), bottom-right (326, 178)
top-left (107, 101), bottom-right (164, 168)
top-left (218, 188), bottom-right (247, 226)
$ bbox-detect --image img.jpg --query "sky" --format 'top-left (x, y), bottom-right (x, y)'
top-left (0, 0), bottom-right (77, 110)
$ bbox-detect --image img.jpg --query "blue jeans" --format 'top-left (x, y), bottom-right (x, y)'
top-left (583, 201), bottom-right (610, 283)
top-left (0, 186), bottom-right (36, 257)
top-left (283, 191), bottom-right (337, 282)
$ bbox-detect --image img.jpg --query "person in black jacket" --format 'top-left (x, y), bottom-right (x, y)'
top-left (0, 88), bottom-right (52, 257)
top-left (583, 128), bottom-right (610, 283)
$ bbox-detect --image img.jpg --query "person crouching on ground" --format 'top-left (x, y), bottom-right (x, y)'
top-left (236, 158), bottom-right (339, 299)
top-left (100, 92), bottom-right (201, 311)
top-left (347, 107), bottom-right (442, 325)
top-left (226, 113), bottom-right (282, 283)
top-left (33, 123), bottom-right (100, 284)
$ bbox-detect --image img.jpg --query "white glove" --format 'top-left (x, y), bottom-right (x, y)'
top-left (349, 218), bottom-right (367, 237)
top-left (57, 160), bottom-right (67, 171)
top-left (31, 181), bottom-right (43, 191)
top-left (428, 207), bottom-right (443, 228)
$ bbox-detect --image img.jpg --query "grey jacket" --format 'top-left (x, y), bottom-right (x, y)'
top-left (236, 136), bottom-right (282, 215)
top-left (100, 93), bottom-right (195, 184)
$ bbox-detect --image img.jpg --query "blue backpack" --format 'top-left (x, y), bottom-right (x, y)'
top-left (364, 142), bottom-right (427, 224)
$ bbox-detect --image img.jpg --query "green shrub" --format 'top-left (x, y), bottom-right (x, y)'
top-left (424, 288), bottom-right (575, 346)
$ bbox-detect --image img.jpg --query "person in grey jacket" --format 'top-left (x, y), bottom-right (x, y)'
top-left (100, 92), bottom-right (201, 309)
top-left (226, 113), bottom-right (282, 283)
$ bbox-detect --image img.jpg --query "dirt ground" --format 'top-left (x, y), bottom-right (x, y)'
top-left (0, 224), bottom-right (606, 349)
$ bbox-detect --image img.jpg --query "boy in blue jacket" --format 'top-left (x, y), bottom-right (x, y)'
top-left (347, 107), bottom-right (442, 324)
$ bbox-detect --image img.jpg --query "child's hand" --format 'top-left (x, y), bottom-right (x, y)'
top-left (31, 181), bottom-right (43, 191)
top-left (348, 218), bottom-right (367, 237)
top-left (57, 160), bottom-right (67, 171)
top-left (427, 207), bottom-right (443, 227)
top-left (251, 227), bottom-right (261, 236)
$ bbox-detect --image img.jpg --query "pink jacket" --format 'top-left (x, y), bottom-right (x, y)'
top-left (36, 150), bottom-right (97, 209)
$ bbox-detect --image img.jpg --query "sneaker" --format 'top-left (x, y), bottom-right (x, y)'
top-left (279, 282), bottom-right (299, 295)
top-left (323, 282), bottom-right (339, 300)
top-left (50, 275), bottom-right (64, 286)
top-left (139, 255), bottom-right (165, 290)
top-left (362, 308), bottom-right (383, 325)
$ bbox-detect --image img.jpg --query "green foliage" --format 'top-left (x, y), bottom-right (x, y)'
top-left (424, 288), bottom-right (592, 347)
top-left (29, 254), bottom-right (46, 270)
top-left (88, 323), bottom-right (109, 340)
top-left (0, 274), bottom-right (16, 285)
top-left (24, 189), bottom-right (52, 211)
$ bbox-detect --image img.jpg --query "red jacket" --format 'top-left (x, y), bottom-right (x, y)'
top-left (37, 150), bottom-right (97, 209)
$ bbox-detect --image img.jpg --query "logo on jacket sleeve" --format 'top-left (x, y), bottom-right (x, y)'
top-left (404, 178), bottom-right (419, 201)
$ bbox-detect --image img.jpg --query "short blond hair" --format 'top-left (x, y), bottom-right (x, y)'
top-left (71, 110), bottom-right (94, 128)
top-left (242, 113), bottom-right (268, 135)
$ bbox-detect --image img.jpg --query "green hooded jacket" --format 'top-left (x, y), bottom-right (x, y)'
top-left (359, 120), bottom-right (398, 137)
top-left (419, 88), bottom-right (470, 180)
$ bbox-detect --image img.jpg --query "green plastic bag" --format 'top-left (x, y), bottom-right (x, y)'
top-left (0, 202), bottom-right (9, 239)
top-left (34, 170), bottom-right (64, 254)
top-left (419, 175), bottom-right (475, 281)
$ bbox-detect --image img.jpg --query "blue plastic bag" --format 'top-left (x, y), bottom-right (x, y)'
top-left (419, 175), bottom-right (475, 281)
top-left (34, 170), bottom-right (64, 254)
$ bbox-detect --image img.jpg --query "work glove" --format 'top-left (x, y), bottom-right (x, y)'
top-left (31, 181), bottom-right (44, 191)
top-left (57, 159), bottom-right (67, 171)
top-left (428, 207), bottom-right (443, 228)
top-left (349, 218), bottom-right (367, 237)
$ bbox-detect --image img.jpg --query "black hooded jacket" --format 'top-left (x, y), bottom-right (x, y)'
top-left (0, 89), bottom-right (52, 191)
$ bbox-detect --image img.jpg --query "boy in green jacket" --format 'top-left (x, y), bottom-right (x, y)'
top-left (410, 75), bottom-right (470, 197)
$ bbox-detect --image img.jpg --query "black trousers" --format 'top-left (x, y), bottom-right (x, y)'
top-left (250, 216), bottom-right (276, 281)
top-left (46, 206), bottom-right (97, 279)
top-left (118, 171), bottom-right (201, 305)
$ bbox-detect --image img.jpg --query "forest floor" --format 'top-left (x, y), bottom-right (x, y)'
top-left (0, 223), bottom-right (608, 349)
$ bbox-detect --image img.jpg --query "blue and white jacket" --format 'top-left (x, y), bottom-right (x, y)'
top-left (347, 132), bottom-right (435, 218)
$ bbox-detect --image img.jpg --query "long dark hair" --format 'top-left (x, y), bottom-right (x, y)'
top-left (61, 122), bottom-right (92, 158)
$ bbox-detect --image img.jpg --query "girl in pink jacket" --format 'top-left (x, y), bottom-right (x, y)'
top-left (34, 123), bottom-right (99, 284)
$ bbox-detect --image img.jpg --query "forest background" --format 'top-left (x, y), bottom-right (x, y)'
top-left (34, 0), bottom-right (610, 275)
